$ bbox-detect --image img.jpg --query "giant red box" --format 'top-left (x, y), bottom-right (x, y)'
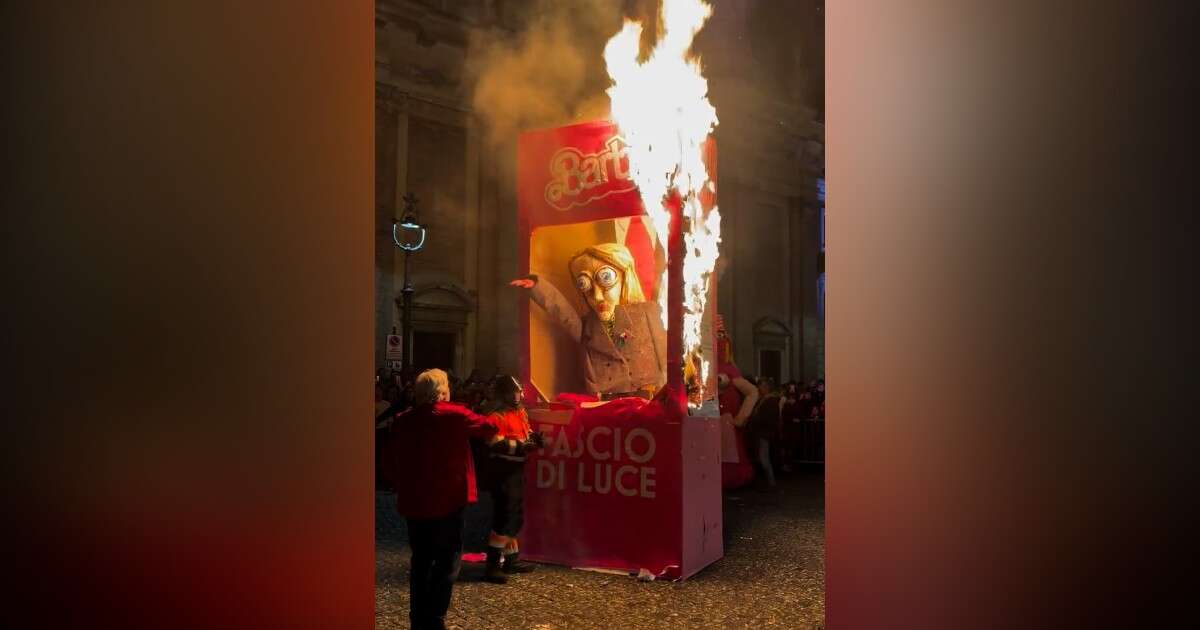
top-left (515, 120), bottom-right (723, 580)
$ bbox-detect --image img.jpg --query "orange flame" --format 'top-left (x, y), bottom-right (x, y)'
top-left (604, 0), bottom-right (720, 407)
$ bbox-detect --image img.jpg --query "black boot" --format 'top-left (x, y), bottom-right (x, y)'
top-left (503, 551), bottom-right (536, 574)
top-left (483, 548), bottom-right (508, 584)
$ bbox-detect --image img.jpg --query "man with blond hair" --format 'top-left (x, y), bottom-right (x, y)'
top-left (379, 368), bottom-right (504, 630)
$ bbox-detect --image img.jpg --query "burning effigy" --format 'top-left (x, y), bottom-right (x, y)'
top-left (511, 0), bottom-right (725, 580)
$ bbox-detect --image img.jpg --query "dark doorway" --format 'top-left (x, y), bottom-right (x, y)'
top-left (760, 349), bottom-right (782, 384)
top-left (413, 331), bottom-right (456, 373)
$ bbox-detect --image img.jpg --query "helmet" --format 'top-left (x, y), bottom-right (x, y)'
top-left (490, 374), bottom-right (523, 404)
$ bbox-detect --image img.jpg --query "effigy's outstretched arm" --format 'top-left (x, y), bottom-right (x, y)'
top-left (512, 275), bottom-right (583, 344)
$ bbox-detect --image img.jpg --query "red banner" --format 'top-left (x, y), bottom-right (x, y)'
top-left (522, 397), bottom-right (683, 575)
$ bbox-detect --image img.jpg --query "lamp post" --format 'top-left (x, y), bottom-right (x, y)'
top-left (392, 193), bottom-right (427, 377)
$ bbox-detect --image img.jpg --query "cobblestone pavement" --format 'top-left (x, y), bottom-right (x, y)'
top-left (376, 467), bottom-right (825, 629)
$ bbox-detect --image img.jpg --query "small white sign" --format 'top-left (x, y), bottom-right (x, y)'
top-left (385, 334), bottom-right (403, 361)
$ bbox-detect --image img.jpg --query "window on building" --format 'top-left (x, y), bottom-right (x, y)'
top-left (753, 318), bottom-right (790, 383)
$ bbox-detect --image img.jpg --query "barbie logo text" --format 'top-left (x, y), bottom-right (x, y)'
top-left (543, 136), bottom-right (637, 211)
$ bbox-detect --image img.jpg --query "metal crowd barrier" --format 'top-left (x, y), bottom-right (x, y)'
top-left (793, 420), bottom-right (825, 464)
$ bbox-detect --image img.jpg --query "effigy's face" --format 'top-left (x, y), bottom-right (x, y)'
top-left (573, 254), bottom-right (623, 322)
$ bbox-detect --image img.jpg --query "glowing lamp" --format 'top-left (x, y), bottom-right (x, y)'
top-left (392, 215), bottom-right (426, 252)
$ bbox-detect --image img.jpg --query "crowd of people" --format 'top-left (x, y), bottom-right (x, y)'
top-left (375, 367), bottom-right (823, 424)
top-left (740, 376), bottom-right (825, 487)
top-left (716, 370), bottom-right (826, 490)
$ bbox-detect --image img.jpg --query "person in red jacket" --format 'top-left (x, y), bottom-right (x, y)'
top-left (379, 368), bottom-right (502, 630)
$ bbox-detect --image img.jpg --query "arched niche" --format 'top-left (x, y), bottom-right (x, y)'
top-left (752, 316), bottom-right (792, 384)
top-left (394, 283), bottom-right (476, 377)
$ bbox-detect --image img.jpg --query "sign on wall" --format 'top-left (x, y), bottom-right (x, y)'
top-left (385, 334), bottom-right (403, 363)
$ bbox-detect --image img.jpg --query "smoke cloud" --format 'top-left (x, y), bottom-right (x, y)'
top-left (466, 0), bottom-right (661, 150)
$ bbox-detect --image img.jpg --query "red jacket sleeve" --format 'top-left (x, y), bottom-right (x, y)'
top-left (437, 402), bottom-right (502, 439)
top-left (463, 409), bottom-right (502, 439)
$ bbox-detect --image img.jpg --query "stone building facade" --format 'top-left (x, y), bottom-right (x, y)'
top-left (375, 0), bottom-right (824, 383)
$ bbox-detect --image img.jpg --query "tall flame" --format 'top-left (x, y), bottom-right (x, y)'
top-left (604, 0), bottom-right (720, 406)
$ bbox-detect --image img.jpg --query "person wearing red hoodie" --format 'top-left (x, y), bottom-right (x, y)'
top-left (379, 368), bottom-right (502, 630)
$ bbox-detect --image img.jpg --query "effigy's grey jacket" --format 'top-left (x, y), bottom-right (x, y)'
top-left (528, 276), bottom-right (667, 396)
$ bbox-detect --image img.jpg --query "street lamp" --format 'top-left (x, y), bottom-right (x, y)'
top-left (392, 193), bottom-right (426, 377)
